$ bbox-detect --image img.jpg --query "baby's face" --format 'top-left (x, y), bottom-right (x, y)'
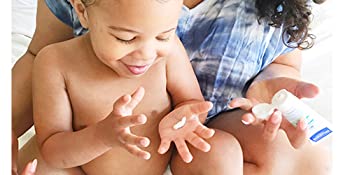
top-left (85, 0), bottom-right (183, 78)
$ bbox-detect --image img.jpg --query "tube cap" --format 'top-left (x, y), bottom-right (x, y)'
top-left (252, 103), bottom-right (275, 119)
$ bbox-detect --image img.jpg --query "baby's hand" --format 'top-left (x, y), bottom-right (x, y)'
top-left (96, 87), bottom-right (151, 160)
top-left (158, 101), bottom-right (215, 163)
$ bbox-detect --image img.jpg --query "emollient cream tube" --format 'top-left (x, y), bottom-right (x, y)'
top-left (252, 89), bottom-right (333, 144)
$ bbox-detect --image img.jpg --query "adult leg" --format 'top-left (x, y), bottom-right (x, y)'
top-left (12, 0), bottom-right (74, 138)
top-left (13, 0), bottom-right (84, 174)
top-left (170, 129), bottom-right (244, 175)
top-left (207, 109), bottom-right (331, 175)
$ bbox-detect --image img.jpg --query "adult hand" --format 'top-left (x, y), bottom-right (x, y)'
top-left (229, 77), bottom-right (319, 148)
top-left (158, 101), bottom-right (215, 163)
top-left (16, 160), bottom-right (37, 175)
top-left (12, 130), bottom-right (37, 175)
top-left (96, 87), bottom-right (151, 160)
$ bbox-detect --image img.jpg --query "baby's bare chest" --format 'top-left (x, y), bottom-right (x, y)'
top-left (65, 65), bottom-right (171, 131)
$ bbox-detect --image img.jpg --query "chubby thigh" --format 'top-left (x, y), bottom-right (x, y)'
top-left (82, 139), bottom-right (172, 175)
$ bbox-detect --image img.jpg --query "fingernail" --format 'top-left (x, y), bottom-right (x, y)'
top-left (158, 147), bottom-right (166, 154)
top-left (241, 120), bottom-right (250, 125)
top-left (271, 111), bottom-right (282, 124)
top-left (138, 115), bottom-right (146, 123)
top-left (227, 104), bottom-right (234, 109)
top-left (241, 116), bottom-right (253, 125)
top-left (144, 153), bottom-right (151, 160)
top-left (210, 129), bottom-right (215, 136)
top-left (140, 139), bottom-right (150, 147)
top-left (185, 156), bottom-right (193, 163)
top-left (30, 159), bottom-right (37, 173)
top-left (204, 145), bottom-right (211, 152)
top-left (300, 118), bottom-right (308, 130)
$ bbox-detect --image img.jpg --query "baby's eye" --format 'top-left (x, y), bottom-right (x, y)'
top-left (157, 37), bottom-right (170, 42)
top-left (116, 37), bottom-right (136, 44)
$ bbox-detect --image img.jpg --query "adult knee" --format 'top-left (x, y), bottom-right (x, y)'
top-left (297, 145), bottom-right (332, 175)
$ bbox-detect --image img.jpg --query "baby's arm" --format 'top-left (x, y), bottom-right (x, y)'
top-left (32, 47), bottom-right (149, 168)
top-left (158, 37), bottom-right (215, 163)
top-left (33, 46), bottom-right (113, 168)
top-left (165, 37), bottom-right (208, 121)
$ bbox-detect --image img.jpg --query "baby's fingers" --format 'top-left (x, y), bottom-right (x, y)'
top-left (194, 124), bottom-right (215, 139)
top-left (113, 94), bottom-right (132, 115)
top-left (124, 144), bottom-right (151, 160)
top-left (112, 87), bottom-right (145, 116)
top-left (189, 101), bottom-right (213, 115)
top-left (174, 139), bottom-right (193, 163)
top-left (186, 132), bottom-right (211, 153)
top-left (117, 114), bottom-right (147, 128)
top-left (126, 87), bottom-right (145, 110)
top-left (158, 139), bottom-right (171, 154)
top-left (119, 131), bottom-right (150, 148)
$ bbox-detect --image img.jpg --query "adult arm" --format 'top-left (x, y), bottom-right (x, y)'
top-left (230, 49), bottom-right (319, 148)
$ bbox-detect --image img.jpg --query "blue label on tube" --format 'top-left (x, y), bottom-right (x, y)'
top-left (310, 127), bottom-right (332, 142)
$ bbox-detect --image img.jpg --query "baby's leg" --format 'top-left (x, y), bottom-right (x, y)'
top-left (207, 109), bottom-right (331, 175)
top-left (18, 135), bottom-right (85, 175)
top-left (170, 129), bottom-right (244, 175)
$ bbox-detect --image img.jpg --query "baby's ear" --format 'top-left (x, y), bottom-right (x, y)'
top-left (70, 0), bottom-right (89, 29)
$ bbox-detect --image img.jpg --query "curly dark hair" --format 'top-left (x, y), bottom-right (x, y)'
top-left (256, 0), bottom-right (326, 49)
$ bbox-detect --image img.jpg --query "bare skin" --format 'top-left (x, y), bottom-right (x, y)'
top-left (30, 0), bottom-right (215, 174)
top-left (170, 50), bottom-right (332, 175)
top-left (14, 0), bottom-right (74, 173)
top-left (13, 0), bottom-right (331, 175)
top-left (34, 36), bottom-right (173, 174)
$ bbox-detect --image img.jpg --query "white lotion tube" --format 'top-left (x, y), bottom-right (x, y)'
top-left (271, 89), bottom-right (333, 144)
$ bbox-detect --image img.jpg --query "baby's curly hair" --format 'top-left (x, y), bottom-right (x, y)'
top-left (256, 0), bottom-right (326, 49)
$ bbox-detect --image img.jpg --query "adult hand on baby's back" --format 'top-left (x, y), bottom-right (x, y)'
top-left (229, 77), bottom-right (320, 149)
top-left (158, 101), bottom-right (215, 163)
top-left (95, 87), bottom-right (151, 160)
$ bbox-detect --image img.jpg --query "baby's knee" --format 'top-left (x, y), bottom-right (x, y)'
top-left (170, 130), bottom-right (243, 175)
top-left (195, 129), bottom-right (244, 173)
top-left (206, 129), bottom-right (243, 160)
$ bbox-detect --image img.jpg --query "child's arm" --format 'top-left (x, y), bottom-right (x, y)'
top-left (158, 36), bottom-right (215, 163)
top-left (32, 47), bottom-right (150, 168)
top-left (165, 37), bottom-right (209, 122)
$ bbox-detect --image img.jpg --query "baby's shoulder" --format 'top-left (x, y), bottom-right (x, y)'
top-left (34, 38), bottom-right (83, 69)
